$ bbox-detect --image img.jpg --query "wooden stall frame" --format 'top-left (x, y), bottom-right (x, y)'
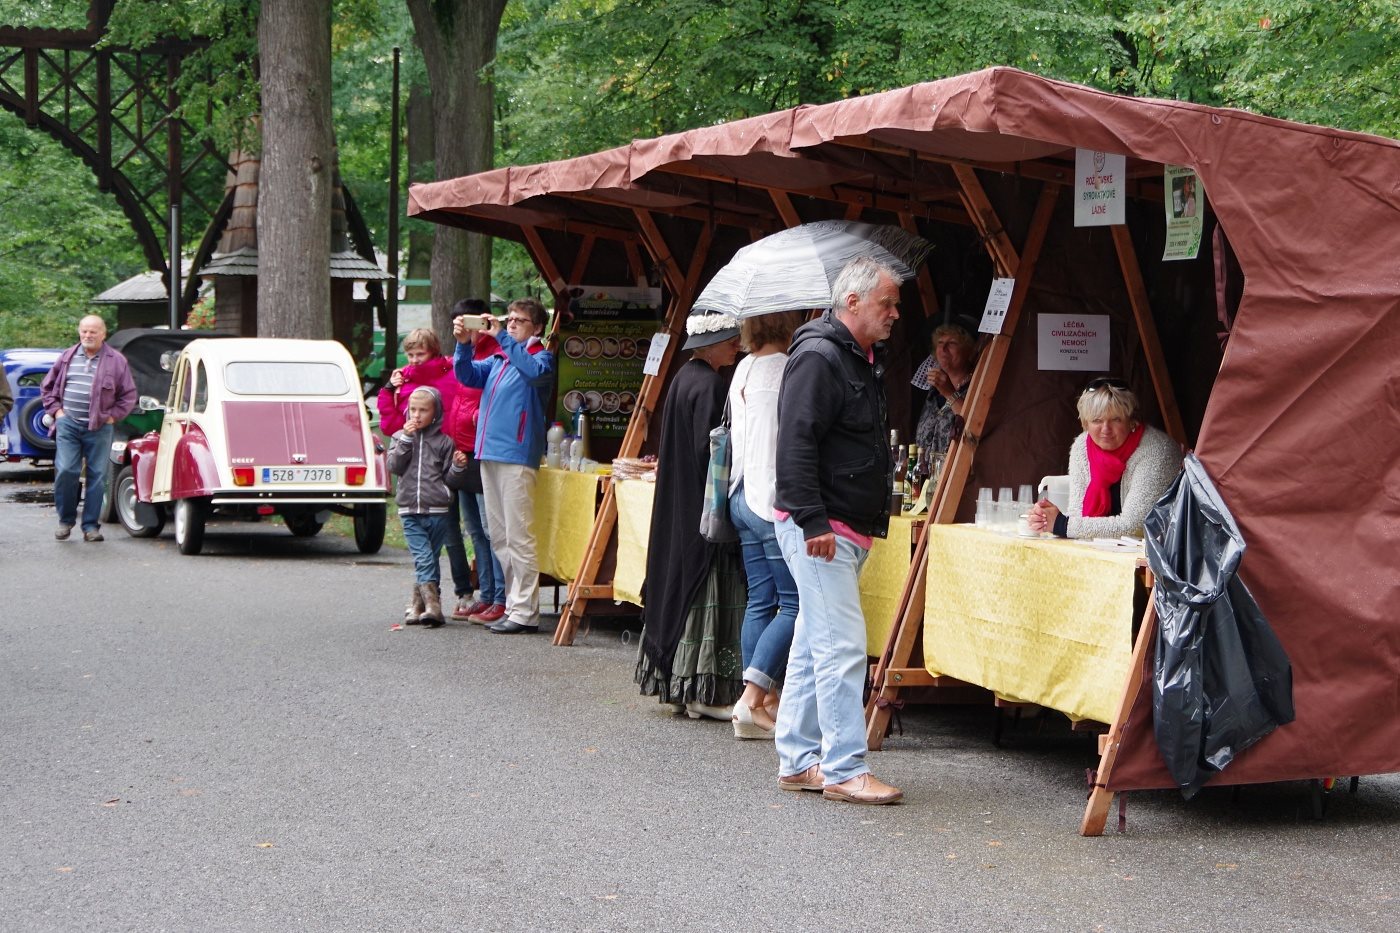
top-left (551, 216), bottom-right (715, 645)
top-left (866, 180), bottom-right (1058, 748)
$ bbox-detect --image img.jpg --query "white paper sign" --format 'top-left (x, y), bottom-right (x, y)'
top-left (979, 277), bottom-right (1016, 334)
top-left (1162, 165), bottom-right (1204, 261)
top-left (642, 331), bottom-right (670, 376)
top-left (1074, 149), bottom-right (1126, 227)
top-left (1037, 314), bottom-right (1110, 371)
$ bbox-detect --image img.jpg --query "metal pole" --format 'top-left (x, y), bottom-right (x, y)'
top-left (168, 204), bottom-right (181, 330)
top-left (167, 53), bottom-right (182, 330)
top-left (385, 46), bottom-right (401, 374)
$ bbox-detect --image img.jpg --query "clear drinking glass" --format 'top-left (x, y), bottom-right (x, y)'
top-left (1018, 484), bottom-right (1034, 506)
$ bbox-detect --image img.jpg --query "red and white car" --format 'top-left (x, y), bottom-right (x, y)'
top-left (115, 337), bottom-right (389, 555)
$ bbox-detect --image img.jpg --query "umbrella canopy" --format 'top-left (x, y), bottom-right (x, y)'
top-left (692, 220), bottom-right (931, 318)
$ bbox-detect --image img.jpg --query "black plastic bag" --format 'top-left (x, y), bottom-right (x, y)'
top-left (1145, 453), bottom-right (1295, 799)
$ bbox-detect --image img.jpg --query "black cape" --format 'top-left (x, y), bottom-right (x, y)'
top-left (637, 359), bottom-right (729, 680)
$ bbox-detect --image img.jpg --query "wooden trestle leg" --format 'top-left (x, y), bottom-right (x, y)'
top-left (1080, 597), bottom-right (1159, 836)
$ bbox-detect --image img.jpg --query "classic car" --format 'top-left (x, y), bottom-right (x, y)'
top-left (115, 337), bottom-right (389, 555)
top-left (1, 348), bottom-right (61, 464)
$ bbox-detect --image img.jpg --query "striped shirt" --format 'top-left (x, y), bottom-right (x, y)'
top-left (61, 351), bottom-right (99, 423)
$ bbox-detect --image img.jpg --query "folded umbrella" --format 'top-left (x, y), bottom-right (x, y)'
top-left (693, 220), bottom-right (931, 319)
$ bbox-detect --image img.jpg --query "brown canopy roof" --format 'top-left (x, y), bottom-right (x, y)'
top-left (410, 67), bottom-right (1400, 791)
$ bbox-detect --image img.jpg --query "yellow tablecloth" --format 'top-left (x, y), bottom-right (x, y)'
top-left (923, 524), bottom-right (1142, 723)
top-left (608, 480), bottom-right (918, 641)
top-left (860, 515), bottom-right (916, 654)
top-left (612, 478), bottom-right (656, 607)
top-left (531, 467), bottom-right (601, 583)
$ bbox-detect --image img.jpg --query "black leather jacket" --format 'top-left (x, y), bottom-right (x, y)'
top-left (774, 311), bottom-right (892, 541)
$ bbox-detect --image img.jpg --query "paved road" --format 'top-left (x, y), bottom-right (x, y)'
top-left (2, 463), bottom-right (1397, 932)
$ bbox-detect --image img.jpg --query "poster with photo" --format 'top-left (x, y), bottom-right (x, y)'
top-left (554, 285), bottom-right (662, 438)
top-left (1163, 165), bottom-right (1204, 261)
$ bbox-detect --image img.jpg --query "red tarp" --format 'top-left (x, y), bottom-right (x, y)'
top-left (410, 67), bottom-right (1400, 791)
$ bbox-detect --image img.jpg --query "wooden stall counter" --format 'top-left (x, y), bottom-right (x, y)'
top-left (923, 524), bottom-right (1145, 724)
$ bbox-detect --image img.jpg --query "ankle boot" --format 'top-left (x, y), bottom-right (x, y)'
top-left (419, 582), bottom-right (445, 627)
top-left (404, 584), bottom-right (426, 624)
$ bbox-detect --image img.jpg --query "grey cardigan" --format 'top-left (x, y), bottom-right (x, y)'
top-left (1064, 425), bottom-right (1182, 539)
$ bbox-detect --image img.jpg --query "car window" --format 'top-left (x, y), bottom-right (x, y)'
top-left (192, 361), bottom-right (208, 413)
top-left (182, 363), bottom-right (196, 411)
top-left (224, 362), bottom-right (349, 396)
top-left (168, 359), bottom-right (189, 412)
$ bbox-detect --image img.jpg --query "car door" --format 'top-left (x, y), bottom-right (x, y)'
top-left (150, 354), bottom-right (195, 501)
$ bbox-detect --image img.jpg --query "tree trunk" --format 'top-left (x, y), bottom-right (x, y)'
top-left (405, 79), bottom-right (434, 304)
top-left (257, 0), bottom-right (333, 338)
top-left (405, 0), bottom-right (507, 343)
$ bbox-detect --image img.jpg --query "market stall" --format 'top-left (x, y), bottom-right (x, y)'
top-left (409, 67), bottom-right (1400, 833)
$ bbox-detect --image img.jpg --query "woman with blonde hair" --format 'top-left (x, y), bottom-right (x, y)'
top-left (1027, 378), bottom-right (1181, 539)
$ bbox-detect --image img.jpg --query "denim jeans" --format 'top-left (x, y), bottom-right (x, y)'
top-left (401, 512), bottom-right (452, 585)
top-left (773, 514), bottom-right (871, 785)
top-left (442, 495), bottom-right (473, 597)
top-left (730, 483), bottom-right (799, 692)
top-left (54, 417), bottom-right (114, 532)
top-left (459, 488), bottom-right (505, 605)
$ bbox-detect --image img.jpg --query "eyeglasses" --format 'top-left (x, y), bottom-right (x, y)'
top-left (1085, 377), bottom-right (1129, 393)
top-left (505, 315), bottom-right (534, 326)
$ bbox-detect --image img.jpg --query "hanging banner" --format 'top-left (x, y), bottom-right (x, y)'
top-left (1037, 314), bottom-right (1110, 371)
top-left (1074, 149), bottom-right (1126, 227)
top-left (1163, 165), bottom-right (1204, 261)
top-left (555, 285), bottom-right (661, 437)
top-left (979, 277), bottom-right (1016, 334)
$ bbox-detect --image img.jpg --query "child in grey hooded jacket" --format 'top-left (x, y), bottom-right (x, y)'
top-left (387, 386), bottom-right (466, 626)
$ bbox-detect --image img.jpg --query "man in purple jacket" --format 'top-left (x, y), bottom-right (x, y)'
top-left (39, 315), bottom-right (137, 541)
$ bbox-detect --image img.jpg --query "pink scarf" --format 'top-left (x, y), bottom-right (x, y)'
top-left (1083, 423), bottom-right (1144, 517)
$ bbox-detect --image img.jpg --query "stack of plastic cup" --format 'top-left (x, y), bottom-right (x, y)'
top-left (975, 487), bottom-right (993, 527)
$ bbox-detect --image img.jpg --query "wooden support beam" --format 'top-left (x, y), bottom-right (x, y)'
top-left (770, 190), bottom-right (802, 227)
top-left (553, 220), bottom-right (715, 645)
top-left (521, 224), bottom-right (569, 297)
top-left (567, 233), bottom-right (596, 285)
top-left (952, 164), bottom-right (1019, 278)
top-left (1081, 598), bottom-right (1159, 836)
top-left (898, 211), bottom-right (940, 318)
top-left (866, 184), bottom-right (1059, 746)
top-left (1111, 225), bottom-right (1188, 446)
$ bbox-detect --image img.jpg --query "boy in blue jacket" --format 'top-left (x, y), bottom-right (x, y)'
top-left (452, 298), bottom-right (555, 634)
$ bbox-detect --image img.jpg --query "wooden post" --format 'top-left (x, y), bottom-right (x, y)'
top-left (1081, 597), bottom-right (1158, 836)
top-left (866, 184), bottom-right (1060, 746)
top-left (1111, 225), bottom-right (1187, 446)
top-left (552, 218), bottom-right (714, 645)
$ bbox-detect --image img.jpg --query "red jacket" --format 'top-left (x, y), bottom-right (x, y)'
top-left (445, 334), bottom-right (499, 453)
top-left (376, 355), bottom-right (462, 437)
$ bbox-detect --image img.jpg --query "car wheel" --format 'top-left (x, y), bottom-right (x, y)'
top-left (285, 511), bottom-right (323, 537)
top-left (354, 503), bottom-right (386, 554)
top-left (17, 397), bottom-right (56, 451)
top-left (174, 497), bottom-right (207, 555)
top-left (115, 466), bottom-right (164, 538)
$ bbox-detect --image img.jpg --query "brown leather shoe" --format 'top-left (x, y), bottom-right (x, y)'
top-left (777, 764), bottom-right (824, 793)
top-left (822, 773), bottom-right (903, 805)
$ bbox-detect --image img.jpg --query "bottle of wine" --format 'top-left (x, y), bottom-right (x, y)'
top-left (890, 439), bottom-right (906, 515)
top-left (904, 443), bottom-right (920, 512)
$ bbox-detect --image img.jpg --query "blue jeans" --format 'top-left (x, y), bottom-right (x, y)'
top-left (54, 417), bottom-right (114, 532)
top-left (443, 496), bottom-right (472, 597)
top-left (730, 483), bottom-right (799, 692)
top-left (773, 514), bottom-right (871, 785)
top-left (401, 513), bottom-right (452, 585)
top-left (459, 489), bottom-right (504, 605)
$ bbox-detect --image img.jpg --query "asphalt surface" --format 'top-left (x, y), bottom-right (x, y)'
top-left (3, 461), bottom-right (1398, 932)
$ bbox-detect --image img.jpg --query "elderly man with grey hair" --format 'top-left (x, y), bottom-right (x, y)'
top-left (769, 255), bottom-right (905, 806)
top-left (39, 315), bottom-right (137, 541)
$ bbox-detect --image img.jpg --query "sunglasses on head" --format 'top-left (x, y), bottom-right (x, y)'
top-left (1085, 377), bottom-right (1130, 393)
